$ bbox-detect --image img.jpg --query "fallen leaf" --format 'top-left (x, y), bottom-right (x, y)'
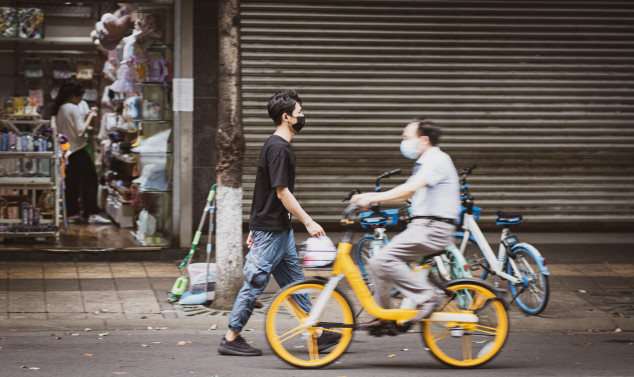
top-left (83, 353), bottom-right (94, 357)
top-left (98, 332), bottom-right (109, 337)
top-left (209, 324), bottom-right (218, 330)
top-left (141, 344), bottom-right (149, 347)
top-left (401, 348), bottom-right (408, 351)
top-left (578, 290), bottom-right (587, 294)
top-left (152, 342), bottom-right (162, 344)
top-left (147, 326), bottom-right (153, 330)
top-left (155, 327), bottom-right (168, 330)
top-left (615, 328), bottom-right (622, 333)
top-left (387, 354), bottom-right (396, 358)
top-left (83, 328), bottom-right (91, 332)
top-left (177, 341), bottom-right (187, 346)
top-left (29, 367), bottom-right (41, 370)
top-left (70, 333), bottom-right (79, 336)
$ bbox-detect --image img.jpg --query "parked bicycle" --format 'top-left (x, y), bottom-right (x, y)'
top-left (345, 169), bottom-right (472, 292)
top-left (454, 164), bottom-right (550, 314)
top-left (265, 204), bottom-right (509, 369)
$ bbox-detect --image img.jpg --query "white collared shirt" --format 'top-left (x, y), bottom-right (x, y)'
top-left (407, 146), bottom-right (460, 220)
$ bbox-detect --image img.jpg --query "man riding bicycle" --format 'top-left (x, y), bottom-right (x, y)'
top-left (351, 119), bottom-right (460, 334)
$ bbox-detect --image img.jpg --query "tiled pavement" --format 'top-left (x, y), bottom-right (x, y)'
top-left (0, 261), bottom-right (179, 321)
top-left (1, 231), bottom-right (633, 332)
top-left (0, 259), bottom-right (632, 333)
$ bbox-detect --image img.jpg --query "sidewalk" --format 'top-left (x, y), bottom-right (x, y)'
top-left (0, 232), bottom-right (633, 333)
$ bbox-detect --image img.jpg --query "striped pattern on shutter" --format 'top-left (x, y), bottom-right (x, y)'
top-left (240, 0), bottom-right (634, 227)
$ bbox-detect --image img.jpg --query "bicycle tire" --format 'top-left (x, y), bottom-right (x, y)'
top-left (355, 237), bottom-right (374, 278)
top-left (422, 279), bottom-right (509, 368)
top-left (507, 245), bottom-right (550, 315)
top-left (265, 279), bottom-right (355, 369)
top-left (454, 232), bottom-right (489, 280)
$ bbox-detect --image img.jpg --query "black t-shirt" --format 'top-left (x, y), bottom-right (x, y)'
top-left (249, 135), bottom-right (295, 231)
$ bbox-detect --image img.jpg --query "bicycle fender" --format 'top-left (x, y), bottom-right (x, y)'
top-left (511, 243), bottom-right (550, 275)
top-left (445, 246), bottom-right (473, 278)
top-left (442, 278), bottom-right (508, 306)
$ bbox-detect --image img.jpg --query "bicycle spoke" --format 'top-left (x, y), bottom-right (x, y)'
top-left (277, 326), bottom-right (307, 344)
top-left (462, 335), bottom-right (472, 360)
top-left (473, 325), bottom-right (500, 336)
top-left (281, 298), bottom-right (309, 322)
top-left (430, 329), bottom-right (452, 343)
top-left (470, 293), bottom-right (487, 311)
top-left (308, 337), bottom-right (318, 361)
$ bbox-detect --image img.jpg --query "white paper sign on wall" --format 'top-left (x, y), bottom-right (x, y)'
top-left (172, 78), bottom-right (194, 112)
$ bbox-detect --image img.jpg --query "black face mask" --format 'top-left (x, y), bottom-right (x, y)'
top-left (291, 115), bottom-right (305, 133)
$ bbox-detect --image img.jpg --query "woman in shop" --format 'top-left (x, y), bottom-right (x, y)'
top-left (53, 82), bottom-right (111, 224)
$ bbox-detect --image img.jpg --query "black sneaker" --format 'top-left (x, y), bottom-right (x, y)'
top-left (317, 331), bottom-right (342, 352)
top-left (218, 335), bottom-right (262, 356)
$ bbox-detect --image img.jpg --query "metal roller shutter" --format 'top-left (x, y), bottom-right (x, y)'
top-left (240, 0), bottom-right (634, 227)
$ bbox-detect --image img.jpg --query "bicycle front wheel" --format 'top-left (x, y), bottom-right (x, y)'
top-left (265, 280), bottom-right (354, 369)
top-left (422, 280), bottom-right (509, 368)
top-left (507, 245), bottom-right (550, 315)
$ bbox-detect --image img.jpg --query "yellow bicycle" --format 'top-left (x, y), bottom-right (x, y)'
top-left (265, 204), bottom-right (509, 369)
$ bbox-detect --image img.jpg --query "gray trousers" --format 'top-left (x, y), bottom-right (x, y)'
top-left (368, 219), bottom-right (455, 309)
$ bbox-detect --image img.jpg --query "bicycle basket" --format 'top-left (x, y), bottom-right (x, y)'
top-left (301, 236), bottom-right (337, 269)
top-left (359, 208), bottom-right (399, 229)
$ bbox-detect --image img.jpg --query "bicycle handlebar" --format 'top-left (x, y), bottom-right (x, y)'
top-left (376, 168), bottom-right (401, 187)
top-left (343, 189), bottom-right (361, 201)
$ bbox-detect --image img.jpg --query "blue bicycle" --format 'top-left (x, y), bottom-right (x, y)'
top-left (345, 170), bottom-right (472, 293)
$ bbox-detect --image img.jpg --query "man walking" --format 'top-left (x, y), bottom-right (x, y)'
top-left (352, 119), bottom-right (460, 334)
top-left (218, 90), bottom-right (340, 356)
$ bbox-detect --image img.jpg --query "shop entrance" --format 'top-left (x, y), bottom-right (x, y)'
top-left (1, 1), bottom-right (176, 251)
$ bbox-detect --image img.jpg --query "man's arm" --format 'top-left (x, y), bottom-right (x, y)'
top-left (276, 186), bottom-right (326, 237)
top-left (351, 174), bottom-right (427, 208)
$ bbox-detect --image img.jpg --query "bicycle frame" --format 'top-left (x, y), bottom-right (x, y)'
top-left (300, 230), bottom-right (480, 330)
top-left (458, 213), bottom-right (523, 284)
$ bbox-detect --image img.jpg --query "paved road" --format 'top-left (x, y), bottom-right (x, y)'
top-left (0, 328), bottom-right (631, 377)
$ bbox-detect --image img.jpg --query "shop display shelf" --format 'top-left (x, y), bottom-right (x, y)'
top-left (0, 177), bottom-right (55, 188)
top-left (0, 151), bottom-right (55, 158)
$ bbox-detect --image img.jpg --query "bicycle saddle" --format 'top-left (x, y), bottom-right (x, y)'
top-left (495, 211), bottom-right (523, 225)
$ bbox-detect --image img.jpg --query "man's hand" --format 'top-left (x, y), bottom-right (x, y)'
top-left (350, 193), bottom-right (373, 209)
top-left (246, 231), bottom-right (254, 249)
top-left (305, 220), bottom-right (326, 237)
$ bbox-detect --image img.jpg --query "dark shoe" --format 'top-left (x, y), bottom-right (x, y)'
top-left (218, 335), bottom-right (262, 356)
top-left (68, 216), bottom-right (87, 224)
top-left (317, 331), bottom-right (342, 353)
top-left (355, 319), bottom-right (400, 337)
top-left (405, 290), bottom-right (444, 324)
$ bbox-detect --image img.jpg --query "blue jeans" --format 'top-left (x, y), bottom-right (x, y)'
top-left (228, 229), bottom-right (311, 333)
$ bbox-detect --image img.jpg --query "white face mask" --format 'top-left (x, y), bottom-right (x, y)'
top-left (400, 138), bottom-right (421, 159)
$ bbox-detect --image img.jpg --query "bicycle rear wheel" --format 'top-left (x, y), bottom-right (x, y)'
top-left (422, 280), bottom-right (509, 368)
top-left (454, 233), bottom-right (489, 279)
top-left (507, 245), bottom-right (550, 315)
top-left (265, 280), bottom-right (354, 369)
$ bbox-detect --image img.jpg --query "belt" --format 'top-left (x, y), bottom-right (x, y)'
top-left (411, 216), bottom-right (457, 225)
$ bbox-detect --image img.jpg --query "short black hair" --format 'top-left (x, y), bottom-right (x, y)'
top-left (268, 89), bottom-right (302, 126)
top-left (413, 118), bottom-right (441, 146)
